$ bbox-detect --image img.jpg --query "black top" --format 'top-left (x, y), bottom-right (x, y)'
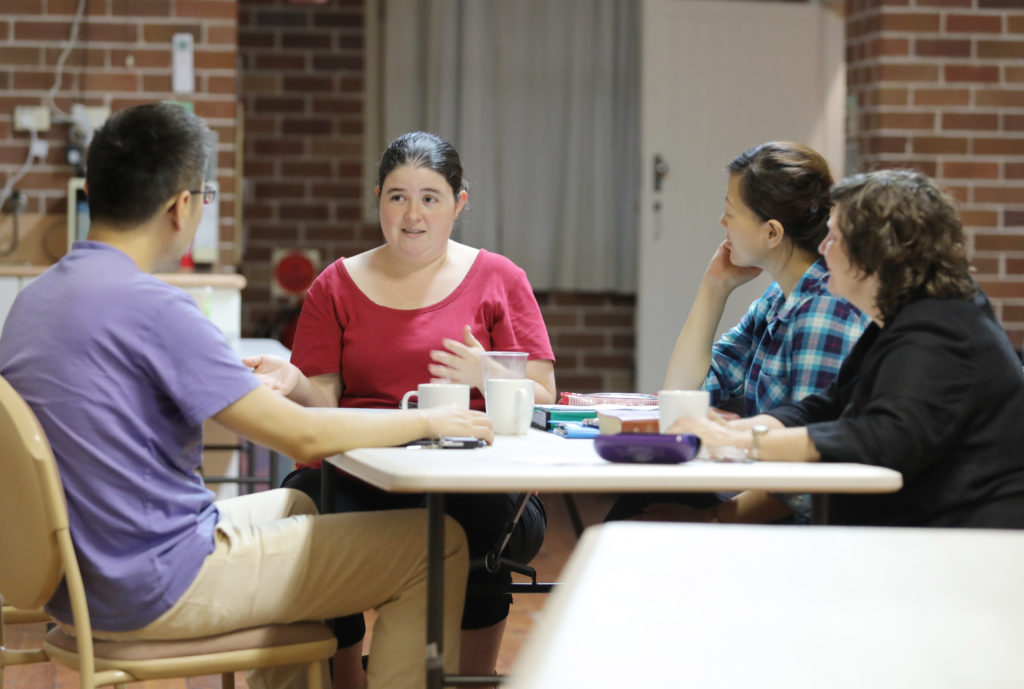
top-left (768, 289), bottom-right (1024, 528)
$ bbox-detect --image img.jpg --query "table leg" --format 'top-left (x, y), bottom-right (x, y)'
top-left (811, 494), bottom-right (829, 525)
top-left (426, 493), bottom-right (446, 689)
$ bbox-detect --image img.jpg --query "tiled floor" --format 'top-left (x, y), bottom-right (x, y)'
top-left (3, 494), bottom-right (615, 689)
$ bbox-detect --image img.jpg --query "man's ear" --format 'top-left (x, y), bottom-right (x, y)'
top-left (167, 190), bottom-right (193, 232)
top-left (765, 219), bottom-right (785, 249)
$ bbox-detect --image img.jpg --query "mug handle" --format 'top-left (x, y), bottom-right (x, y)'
top-left (400, 390), bottom-right (418, 410)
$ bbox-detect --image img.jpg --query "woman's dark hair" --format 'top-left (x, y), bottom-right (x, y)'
top-left (86, 102), bottom-right (211, 228)
top-left (727, 141), bottom-right (834, 255)
top-left (831, 169), bottom-right (976, 324)
top-left (376, 131), bottom-right (467, 200)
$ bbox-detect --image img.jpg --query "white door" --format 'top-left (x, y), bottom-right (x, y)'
top-left (636, 0), bottom-right (845, 393)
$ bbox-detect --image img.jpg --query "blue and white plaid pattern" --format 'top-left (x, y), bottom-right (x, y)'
top-left (702, 260), bottom-right (869, 522)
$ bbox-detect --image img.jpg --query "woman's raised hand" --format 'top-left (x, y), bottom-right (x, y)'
top-left (428, 325), bottom-right (486, 391)
top-left (705, 239), bottom-right (763, 292)
top-left (241, 354), bottom-right (302, 397)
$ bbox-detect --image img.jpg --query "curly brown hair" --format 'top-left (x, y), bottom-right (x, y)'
top-left (830, 169), bottom-right (975, 324)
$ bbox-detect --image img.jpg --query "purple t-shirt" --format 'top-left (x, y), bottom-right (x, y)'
top-left (0, 241), bottom-right (259, 631)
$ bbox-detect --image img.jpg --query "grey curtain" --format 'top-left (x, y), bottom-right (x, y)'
top-left (379, 0), bottom-right (639, 293)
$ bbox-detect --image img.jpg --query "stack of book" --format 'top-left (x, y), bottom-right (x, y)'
top-left (594, 408), bottom-right (660, 434)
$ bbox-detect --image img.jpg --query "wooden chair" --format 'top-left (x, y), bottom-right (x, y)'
top-left (0, 375), bottom-right (336, 689)
top-left (0, 601), bottom-right (51, 685)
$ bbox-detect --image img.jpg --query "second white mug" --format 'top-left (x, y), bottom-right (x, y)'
top-left (658, 389), bottom-right (710, 433)
top-left (400, 383), bottom-right (471, 410)
top-left (485, 378), bottom-right (534, 435)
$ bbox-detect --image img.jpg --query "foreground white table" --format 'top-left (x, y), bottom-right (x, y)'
top-left (326, 428), bottom-right (902, 688)
top-left (508, 522), bottom-right (1024, 689)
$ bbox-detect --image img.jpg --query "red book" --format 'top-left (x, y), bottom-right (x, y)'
top-left (596, 409), bottom-right (660, 434)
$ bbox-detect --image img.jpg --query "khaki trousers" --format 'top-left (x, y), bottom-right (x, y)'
top-left (93, 488), bottom-right (468, 689)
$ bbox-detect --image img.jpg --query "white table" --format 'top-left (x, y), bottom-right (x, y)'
top-left (507, 522), bottom-right (1024, 689)
top-left (325, 429), bottom-right (902, 688)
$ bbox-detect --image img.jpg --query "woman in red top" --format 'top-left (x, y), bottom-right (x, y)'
top-left (246, 131), bottom-right (556, 688)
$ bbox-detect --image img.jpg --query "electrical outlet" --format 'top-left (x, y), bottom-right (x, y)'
top-left (14, 105), bottom-right (50, 132)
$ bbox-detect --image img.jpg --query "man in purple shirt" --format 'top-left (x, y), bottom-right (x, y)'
top-left (0, 102), bottom-right (492, 689)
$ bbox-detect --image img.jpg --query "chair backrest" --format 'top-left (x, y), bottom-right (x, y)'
top-left (0, 375), bottom-right (68, 610)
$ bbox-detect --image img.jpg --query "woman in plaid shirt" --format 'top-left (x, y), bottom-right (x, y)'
top-left (607, 142), bottom-right (868, 525)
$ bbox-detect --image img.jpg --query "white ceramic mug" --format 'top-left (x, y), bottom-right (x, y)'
top-left (485, 378), bottom-right (534, 435)
top-left (400, 383), bottom-right (471, 410)
top-left (658, 389), bottom-right (710, 433)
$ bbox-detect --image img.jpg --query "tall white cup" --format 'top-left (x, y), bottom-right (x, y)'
top-left (400, 383), bottom-right (470, 410)
top-left (481, 351), bottom-right (529, 402)
top-left (658, 389), bottom-right (710, 433)
top-left (485, 378), bottom-right (534, 435)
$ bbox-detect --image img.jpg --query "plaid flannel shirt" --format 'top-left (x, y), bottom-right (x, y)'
top-left (702, 260), bottom-right (870, 521)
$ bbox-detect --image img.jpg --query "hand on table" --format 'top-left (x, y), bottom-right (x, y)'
top-left (242, 354), bottom-right (300, 396)
top-left (667, 413), bottom-right (748, 459)
top-left (428, 325), bottom-right (486, 391)
top-left (420, 405), bottom-right (495, 445)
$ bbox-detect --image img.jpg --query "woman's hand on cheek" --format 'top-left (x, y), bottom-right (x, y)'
top-left (428, 325), bottom-right (486, 390)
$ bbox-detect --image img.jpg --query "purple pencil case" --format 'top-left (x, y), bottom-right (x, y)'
top-left (594, 433), bottom-right (702, 465)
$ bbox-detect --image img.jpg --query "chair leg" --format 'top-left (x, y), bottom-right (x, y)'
top-left (222, 670), bottom-right (234, 689)
top-left (308, 658), bottom-right (324, 689)
top-left (563, 493), bottom-right (585, 538)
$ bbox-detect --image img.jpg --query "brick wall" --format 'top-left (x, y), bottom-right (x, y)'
top-left (0, 0), bottom-right (238, 265)
top-left (236, 0), bottom-right (637, 394)
top-left (846, 0), bottom-right (1024, 346)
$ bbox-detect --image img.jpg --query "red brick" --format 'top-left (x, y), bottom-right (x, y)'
top-left (979, 40), bottom-right (1024, 59)
top-left (176, 0), bottom-right (237, 20)
top-left (975, 186), bottom-right (1024, 205)
top-left (142, 24), bottom-right (200, 44)
top-left (3, 0), bottom-right (44, 13)
top-left (311, 98), bottom-right (361, 115)
top-left (254, 54), bottom-right (307, 71)
top-left (111, 0), bottom-right (172, 16)
top-left (976, 234), bottom-right (1024, 251)
top-left (0, 73), bottom-right (7, 92)
top-left (44, 46), bottom-right (107, 68)
top-left (1001, 305), bottom-right (1024, 322)
top-left (208, 25), bottom-right (237, 46)
top-left (81, 22), bottom-right (139, 43)
top-left (1006, 163), bottom-right (1024, 179)
top-left (1010, 15), bottom-right (1024, 33)
top-left (980, 0), bottom-right (1024, 8)
top-left (912, 137), bottom-right (968, 154)
top-left (1006, 115), bottom-right (1024, 131)
top-left (880, 12), bottom-right (941, 32)
top-left (877, 63), bottom-right (940, 82)
top-left (14, 21), bottom-right (74, 41)
top-left (254, 182), bottom-right (306, 198)
top-left (239, 31), bottom-right (274, 49)
top-left (253, 96), bottom-right (305, 113)
top-left (282, 32), bottom-right (332, 50)
top-left (141, 74), bottom-right (172, 91)
top-left (281, 204), bottom-right (330, 221)
top-left (969, 257), bottom-right (999, 275)
top-left (282, 161), bottom-right (333, 177)
top-left (1007, 210), bottom-right (1024, 227)
top-left (866, 136), bottom-right (908, 154)
top-left (945, 13), bottom-right (1003, 33)
top-left (283, 75), bottom-right (333, 93)
top-left (110, 49), bottom-right (170, 69)
top-left (945, 65), bottom-right (1000, 83)
top-left (207, 75), bottom-right (236, 94)
top-left (977, 89), bottom-right (1024, 108)
top-left (877, 112), bottom-right (935, 129)
top-left (49, 0), bottom-right (109, 13)
top-left (944, 162), bottom-right (1000, 179)
top-left (12, 71), bottom-right (56, 90)
top-left (916, 0), bottom-right (971, 6)
top-left (960, 209), bottom-right (1000, 227)
top-left (80, 72), bottom-right (139, 92)
top-left (978, 280), bottom-right (1024, 299)
top-left (254, 140), bottom-right (306, 156)
top-left (1008, 66), bottom-right (1024, 83)
top-left (974, 138), bottom-right (1024, 155)
top-left (283, 118), bottom-right (332, 135)
top-left (915, 38), bottom-right (972, 58)
top-left (194, 50), bottom-right (236, 70)
top-left (312, 55), bottom-right (363, 72)
top-left (913, 88), bottom-right (969, 106)
top-left (0, 21), bottom-right (8, 40)
top-left (0, 47), bottom-right (43, 66)
top-left (872, 88), bottom-right (909, 106)
top-left (192, 100), bottom-right (237, 119)
top-left (941, 112), bottom-right (999, 130)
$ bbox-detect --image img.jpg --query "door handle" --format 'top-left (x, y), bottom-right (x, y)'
top-left (653, 154), bottom-right (669, 192)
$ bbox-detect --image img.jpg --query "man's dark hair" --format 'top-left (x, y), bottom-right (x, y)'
top-left (831, 169), bottom-right (976, 324)
top-left (86, 102), bottom-right (211, 228)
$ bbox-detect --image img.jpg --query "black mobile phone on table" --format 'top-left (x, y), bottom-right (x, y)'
top-left (406, 437), bottom-right (488, 449)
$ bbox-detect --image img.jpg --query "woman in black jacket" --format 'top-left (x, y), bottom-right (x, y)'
top-left (671, 168), bottom-right (1024, 528)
